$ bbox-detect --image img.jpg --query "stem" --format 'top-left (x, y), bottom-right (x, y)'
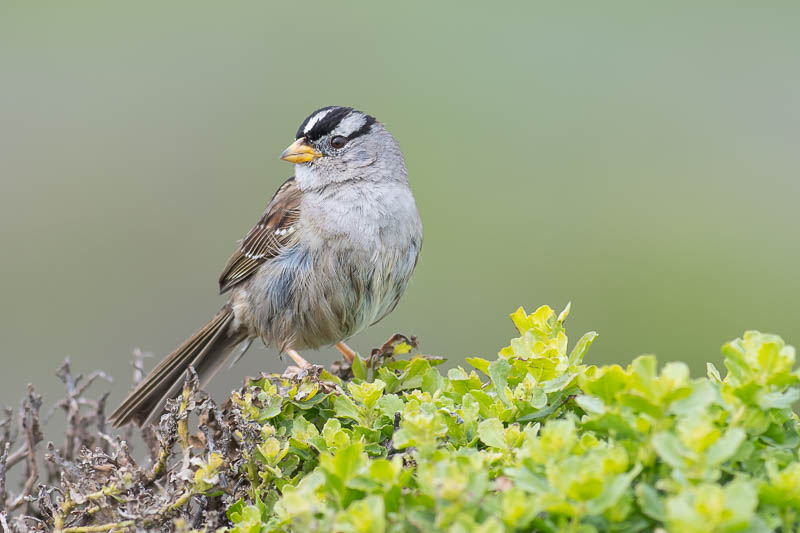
top-left (177, 385), bottom-right (191, 451)
top-left (146, 440), bottom-right (171, 483)
top-left (568, 515), bottom-right (580, 533)
top-left (782, 507), bottom-right (796, 532)
top-left (55, 485), bottom-right (122, 532)
top-left (61, 521), bottom-right (134, 533)
top-left (164, 489), bottom-right (194, 513)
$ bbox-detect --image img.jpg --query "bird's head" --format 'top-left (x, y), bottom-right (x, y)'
top-left (281, 106), bottom-right (406, 190)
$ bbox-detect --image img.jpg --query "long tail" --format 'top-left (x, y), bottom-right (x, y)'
top-left (109, 305), bottom-right (247, 427)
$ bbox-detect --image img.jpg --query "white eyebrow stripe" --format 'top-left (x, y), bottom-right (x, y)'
top-left (333, 113), bottom-right (367, 137)
top-left (303, 108), bottom-right (333, 135)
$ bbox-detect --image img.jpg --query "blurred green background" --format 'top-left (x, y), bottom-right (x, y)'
top-left (1, 2), bottom-right (798, 409)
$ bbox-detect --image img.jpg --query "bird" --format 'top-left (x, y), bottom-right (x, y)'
top-left (109, 106), bottom-right (423, 427)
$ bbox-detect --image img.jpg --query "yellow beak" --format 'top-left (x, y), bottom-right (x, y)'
top-left (280, 137), bottom-right (322, 163)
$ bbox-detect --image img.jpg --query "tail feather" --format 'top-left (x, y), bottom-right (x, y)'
top-left (109, 306), bottom-right (247, 427)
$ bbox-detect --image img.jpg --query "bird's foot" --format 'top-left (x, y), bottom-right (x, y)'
top-left (282, 349), bottom-right (314, 378)
top-left (334, 341), bottom-right (357, 362)
top-left (282, 365), bottom-right (305, 378)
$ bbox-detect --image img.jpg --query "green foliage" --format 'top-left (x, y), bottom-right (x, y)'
top-left (224, 305), bottom-right (800, 532)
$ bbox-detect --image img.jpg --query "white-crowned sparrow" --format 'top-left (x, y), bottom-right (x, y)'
top-left (109, 106), bottom-right (423, 427)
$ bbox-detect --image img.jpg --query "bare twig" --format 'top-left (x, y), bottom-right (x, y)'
top-left (3, 446), bottom-right (27, 472)
top-left (370, 333), bottom-right (419, 360)
top-left (8, 385), bottom-right (42, 513)
top-left (0, 443), bottom-right (8, 513)
top-left (145, 430), bottom-right (174, 485)
top-left (53, 359), bottom-right (112, 462)
top-left (61, 520), bottom-right (134, 532)
top-left (0, 408), bottom-right (13, 453)
top-left (2, 351), bottom-right (267, 530)
top-left (122, 349), bottom-right (152, 452)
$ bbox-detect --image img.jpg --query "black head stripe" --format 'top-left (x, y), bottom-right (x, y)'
top-left (296, 106), bottom-right (352, 140)
top-left (295, 106), bottom-right (376, 142)
top-left (347, 114), bottom-right (377, 140)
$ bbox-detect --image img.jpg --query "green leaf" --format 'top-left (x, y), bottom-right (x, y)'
top-left (574, 395), bottom-right (605, 415)
top-left (259, 395), bottom-right (283, 420)
top-left (466, 357), bottom-right (492, 376)
top-left (352, 354), bottom-right (367, 381)
top-left (652, 432), bottom-right (689, 470)
top-left (322, 418), bottom-right (350, 450)
top-left (628, 355), bottom-right (658, 393)
top-left (580, 364), bottom-right (627, 403)
top-left (569, 331), bottom-right (598, 365)
top-left (334, 394), bottom-right (363, 422)
top-left (669, 379), bottom-right (718, 416)
top-left (586, 464), bottom-right (642, 515)
top-left (226, 498), bottom-right (246, 522)
top-left (340, 494), bottom-right (386, 533)
top-left (422, 367), bottom-right (444, 394)
top-left (325, 441), bottom-right (364, 482)
top-left (291, 415), bottom-right (319, 445)
top-left (229, 504), bottom-right (266, 533)
top-left (722, 479), bottom-right (758, 524)
top-left (369, 458), bottom-right (400, 485)
top-left (349, 380), bottom-right (386, 409)
top-left (705, 428), bottom-right (745, 467)
top-left (376, 394), bottom-right (404, 419)
top-left (488, 359), bottom-right (511, 406)
top-left (393, 356), bottom-right (431, 391)
top-left (541, 372), bottom-right (574, 393)
top-left (757, 388), bottom-right (800, 410)
top-left (478, 418), bottom-right (508, 449)
top-left (506, 466), bottom-right (548, 493)
top-left (509, 306), bottom-right (535, 334)
top-left (635, 483), bottom-right (666, 522)
top-left (706, 362), bottom-right (722, 383)
top-left (319, 369), bottom-right (343, 387)
top-left (448, 367), bottom-right (484, 394)
top-left (581, 413), bottom-right (638, 440)
top-left (293, 381), bottom-right (319, 402)
top-left (530, 387), bottom-right (548, 409)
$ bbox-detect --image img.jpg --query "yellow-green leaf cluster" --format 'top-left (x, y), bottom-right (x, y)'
top-left (222, 305), bottom-right (800, 533)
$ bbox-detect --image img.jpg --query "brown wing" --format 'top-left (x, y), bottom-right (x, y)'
top-left (218, 177), bottom-right (302, 293)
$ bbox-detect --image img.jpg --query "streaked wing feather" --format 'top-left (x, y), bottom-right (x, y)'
top-left (218, 177), bottom-right (302, 293)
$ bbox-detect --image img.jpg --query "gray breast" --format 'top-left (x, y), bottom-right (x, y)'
top-left (245, 182), bottom-right (422, 352)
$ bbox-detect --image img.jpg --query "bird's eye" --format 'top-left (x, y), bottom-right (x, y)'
top-left (330, 135), bottom-right (347, 149)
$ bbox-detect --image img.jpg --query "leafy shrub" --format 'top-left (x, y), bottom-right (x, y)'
top-left (2, 305), bottom-right (798, 532)
top-left (224, 305), bottom-right (800, 532)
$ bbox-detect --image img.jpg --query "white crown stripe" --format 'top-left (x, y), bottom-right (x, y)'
top-left (303, 109), bottom-right (333, 135)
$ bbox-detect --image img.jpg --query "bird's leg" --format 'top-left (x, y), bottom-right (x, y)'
top-left (283, 349), bottom-right (313, 377)
top-left (334, 341), bottom-right (357, 363)
top-left (286, 348), bottom-right (312, 368)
